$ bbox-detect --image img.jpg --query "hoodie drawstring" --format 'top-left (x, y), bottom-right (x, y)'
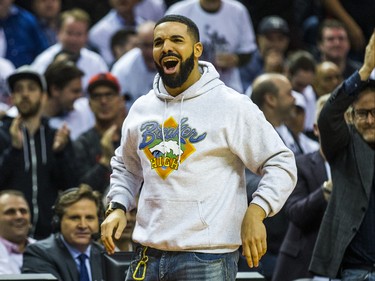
top-left (162, 100), bottom-right (168, 159)
top-left (177, 95), bottom-right (185, 164)
top-left (161, 95), bottom-right (184, 166)
top-left (22, 125), bottom-right (30, 171)
top-left (40, 125), bottom-right (47, 165)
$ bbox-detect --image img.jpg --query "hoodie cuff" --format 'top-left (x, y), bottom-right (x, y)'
top-left (250, 196), bottom-right (271, 217)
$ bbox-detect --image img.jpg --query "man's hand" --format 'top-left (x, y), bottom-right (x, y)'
top-left (359, 30), bottom-right (375, 81)
top-left (101, 209), bottom-right (127, 254)
top-left (53, 123), bottom-right (70, 152)
top-left (10, 116), bottom-right (24, 149)
top-left (215, 53), bottom-right (239, 69)
top-left (241, 203), bottom-right (267, 268)
top-left (99, 125), bottom-right (117, 167)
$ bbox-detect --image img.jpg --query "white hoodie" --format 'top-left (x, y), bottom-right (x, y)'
top-left (108, 61), bottom-right (296, 253)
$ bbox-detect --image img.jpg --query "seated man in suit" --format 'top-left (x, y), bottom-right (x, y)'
top-left (22, 184), bottom-right (104, 281)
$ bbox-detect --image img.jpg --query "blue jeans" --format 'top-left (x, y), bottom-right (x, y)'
top-left (341, 269), bottom-right (375, 281)
top-left (125, 246), bottom-right (239, 281)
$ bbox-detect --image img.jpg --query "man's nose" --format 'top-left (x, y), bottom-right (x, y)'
top-left (78, 218), bottom-right (88, 227)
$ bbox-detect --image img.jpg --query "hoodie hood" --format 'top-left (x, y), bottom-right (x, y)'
top-left (152, 61), bottom-right (224, 101)
top-left (149, 61), bottom-right (224, 163)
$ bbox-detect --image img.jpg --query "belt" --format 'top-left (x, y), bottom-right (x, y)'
top-left (136, 246), bottom-right (165, 258)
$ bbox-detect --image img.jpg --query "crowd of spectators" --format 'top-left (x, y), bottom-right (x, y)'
top-left (1, 0), bottom-right (374, 280)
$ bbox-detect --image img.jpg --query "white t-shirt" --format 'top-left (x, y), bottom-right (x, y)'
top-left (111, 47), bottom-right (156, 109)
top-left (0, 57), bottom-right (15, 103)
top-left (89, 0), bottom-right (166, 65)
top-left (166, 0), bottom-right (257, 93)
top-left (48, 97), bottom-right (95, 140)
top-left (31, 43), bottom-right (108, 92)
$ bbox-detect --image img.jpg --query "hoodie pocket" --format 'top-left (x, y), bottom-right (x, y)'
top-left (137, 198), bottom-right (210, 249)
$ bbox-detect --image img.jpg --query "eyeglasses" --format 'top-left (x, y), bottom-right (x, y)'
top-left (353, 108), bottom-right (375, 120)
top-left (90, 91), bottom-right (119, 101)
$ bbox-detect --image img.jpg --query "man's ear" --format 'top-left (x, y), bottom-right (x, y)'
top-left (50, 85), bottom-right (60, 98)
top-left (313, 123), bottom-right (320, 138)
top-left (194, 42), bottom-right (203, 58)
top-left (264, 93), bottom-right (277, 107)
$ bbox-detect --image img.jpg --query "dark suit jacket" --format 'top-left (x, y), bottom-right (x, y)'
top-left (22, 234), bottom-right (104, 281)
top-left (272, 151), bottom-right (328, 281)
top-left (309, 73), bottom-right (375, 278)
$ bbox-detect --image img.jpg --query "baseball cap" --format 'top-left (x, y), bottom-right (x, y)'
top-left (7, 65), bottom-right (47, 92)
top-left (292, 90), bottom-right (306, 111)
top-left (258, 16), bottom-right (290, 35)
top-left (87, 73), bottom-right (121, 94)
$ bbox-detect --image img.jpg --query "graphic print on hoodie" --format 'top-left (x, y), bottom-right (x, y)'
top-left (139, 116), bottom-right (207, 179)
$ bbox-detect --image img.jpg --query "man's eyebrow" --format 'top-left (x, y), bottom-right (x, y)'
top-left (154, 34), bottom-right (185, 41)
top-left (170, 35), bottom-right (184, 40)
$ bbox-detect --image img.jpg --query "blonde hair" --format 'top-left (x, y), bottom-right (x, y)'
top-left (58, 8), bottom-right (91, 30)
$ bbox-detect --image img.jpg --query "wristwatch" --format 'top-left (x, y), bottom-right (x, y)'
top-left (322, 181), bottom-right (332, 194)
top-left (105, 201), bottom-right (127, 217)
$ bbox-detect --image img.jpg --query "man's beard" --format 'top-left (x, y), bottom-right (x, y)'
top-left (18, 99), bottom-right (42, 118)
top-left (156, 51), bottom-right (195, 89)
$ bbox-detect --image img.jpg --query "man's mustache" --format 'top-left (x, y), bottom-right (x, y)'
top-left (159, 53), bottom-right (181, 64)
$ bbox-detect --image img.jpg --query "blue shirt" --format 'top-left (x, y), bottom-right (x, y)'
top-left (61, 236), bottom-right (93, 281)
top-left (0, 5), bottom-right (48, 67)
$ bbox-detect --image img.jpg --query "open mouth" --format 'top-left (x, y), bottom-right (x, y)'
top-left (162, 58), bottom-right (179, 74)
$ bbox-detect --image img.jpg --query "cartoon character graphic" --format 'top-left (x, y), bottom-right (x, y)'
top-left (140, 117), bottom-right (207, 179)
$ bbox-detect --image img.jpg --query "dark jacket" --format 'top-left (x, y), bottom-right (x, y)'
top-left (309, 72), bottom-right (375, 277)
top-left (273, 151), bottom-right (328, 281)
top-left (0, 117), bottom-right (78, 239)
top-left (22, 234), bottom-right (104, 281)
top-left (73, 127), bottom-right (119, 193)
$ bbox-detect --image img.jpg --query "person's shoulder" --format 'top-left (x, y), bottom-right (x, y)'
top-left (26, 234), bottom-right (56, 251)
top-left (32, 44), bottom-right (60, 63)
top-left (10, 5), bottom-right (37, 23)
top-left (166, 0), bottom-right (196, 13)
top-left (222, 0), bottom-right (247, 10)
top-left (89, 10), bottom-right (118, 36)
top-left (111, 48), bottom-right (142, 74)
top-left (0, 57), bottom-right (15, 74)
top-left (80, 47), bottom-right (107, 61)
top-left (213, 85), bottom-right (255, 111)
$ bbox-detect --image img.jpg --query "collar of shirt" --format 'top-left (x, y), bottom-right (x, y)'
top-left (60, 234), bottom-right (92, 260)
top-left (0, 236), bottom-right (21, 254)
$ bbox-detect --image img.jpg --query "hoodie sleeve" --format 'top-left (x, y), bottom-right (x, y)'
top-left (228, 95), bottom-right (297, 217)
top-left (105, 120), bottom-right (144, 210)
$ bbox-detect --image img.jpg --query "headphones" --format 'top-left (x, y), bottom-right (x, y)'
top-left (51, 186), bottom-right (104, 233)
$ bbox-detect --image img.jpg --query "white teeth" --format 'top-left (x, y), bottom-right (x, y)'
top-left (163, 58), bottom-right (178, 63)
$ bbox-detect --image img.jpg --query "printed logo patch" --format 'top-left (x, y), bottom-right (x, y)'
top-left (139, 117), bottom-right (206, 179)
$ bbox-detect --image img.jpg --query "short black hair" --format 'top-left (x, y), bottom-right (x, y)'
top-left (155, 14), bottom-right (200, 43)
top-left (44, 60), bottom-right (84, 97)
top-left (110, 27), bottom-right (137, 55)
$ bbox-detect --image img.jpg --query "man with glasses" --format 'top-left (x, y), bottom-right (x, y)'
top-left (309, 31), bottom-right (375, 280)
top-left (73, 72), bottom-right (126, 194)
